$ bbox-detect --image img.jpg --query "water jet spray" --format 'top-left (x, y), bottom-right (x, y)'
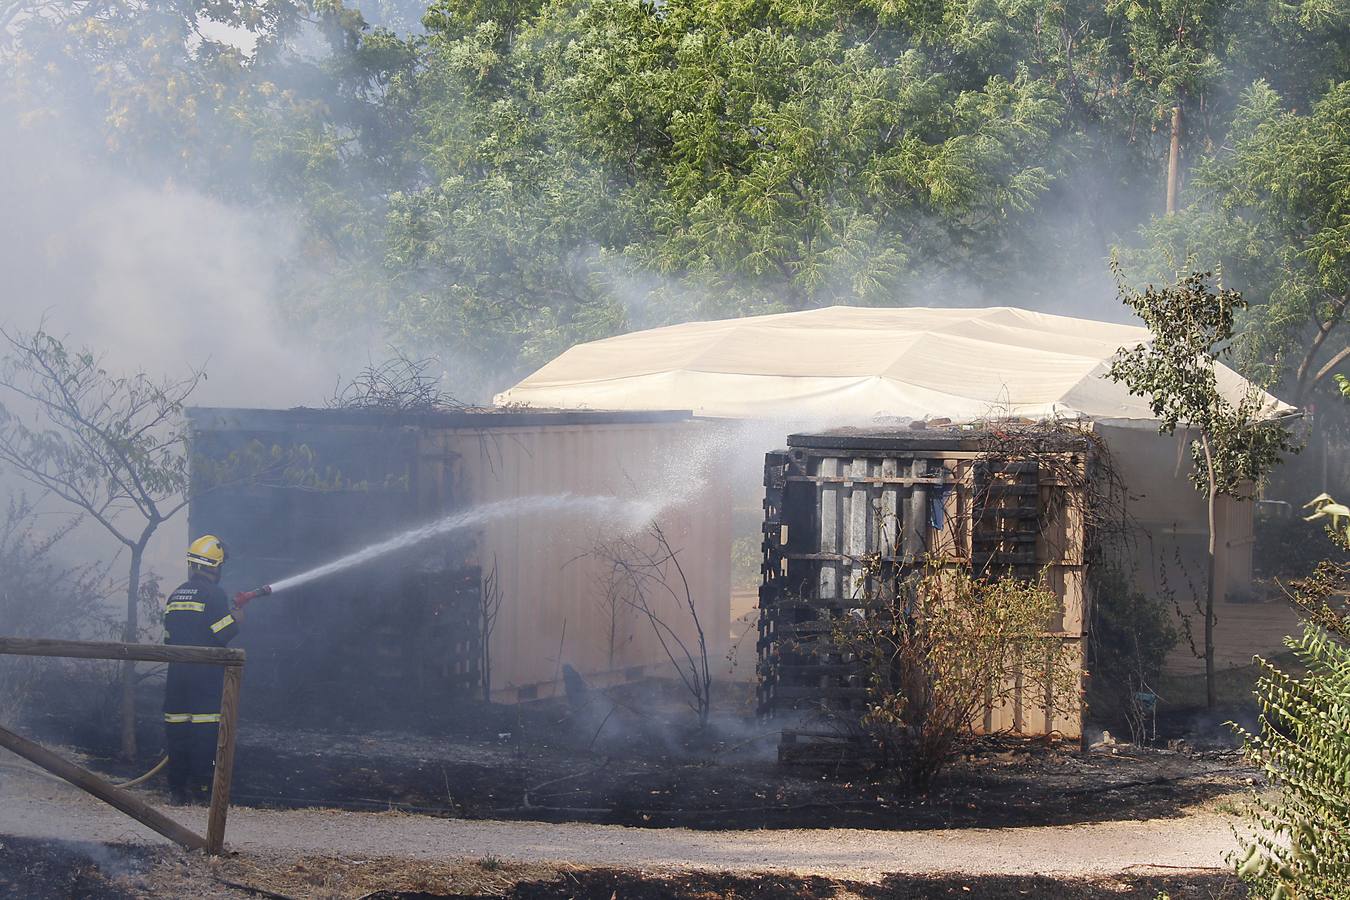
top-left (227, 492), bottom-right (659, 611)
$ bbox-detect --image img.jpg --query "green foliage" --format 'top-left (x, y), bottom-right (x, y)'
top-left (837, 561), bottom-right (1079, 788)
top-left (0, 0), bottom-right (306, 179)
top-left (1, 0), bottom-right (1348, 394)
top-left (1234, 618), bottom-right (1350, 897)
top-left (381, 0), bottom-right (1071, 372)
top-left (1132, 80), bottom-right (1350, 401)
top-left (1110, 0), bottom-right (1227, 113)
top-left (1107, 269), bottom-right (1297, 498)
top-left (1235, 380), bottom-right (1350, 899)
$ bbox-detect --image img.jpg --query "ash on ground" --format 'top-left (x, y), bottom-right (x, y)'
top-left (0, 836), bottom-right (150, 899)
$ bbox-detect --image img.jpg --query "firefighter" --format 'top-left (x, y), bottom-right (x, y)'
top-left (163, 535), bottom-right (240, 805)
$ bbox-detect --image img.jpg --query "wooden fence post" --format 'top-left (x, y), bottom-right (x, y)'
top-left (205, 664), bottom-right (243, 854)
top-left (0, 636), bottom-right (245, 854)
top-left (0, 724), bottom-right (207, 852)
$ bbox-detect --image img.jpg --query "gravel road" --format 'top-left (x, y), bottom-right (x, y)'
top-left (0, 768), bottom-right (1242, 881)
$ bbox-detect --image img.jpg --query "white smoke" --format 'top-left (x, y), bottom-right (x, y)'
top-left (0, 119), bottom-right (348, 407)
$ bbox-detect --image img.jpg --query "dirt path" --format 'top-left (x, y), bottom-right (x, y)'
top-left (0, 769), bottom-right (1242, 881)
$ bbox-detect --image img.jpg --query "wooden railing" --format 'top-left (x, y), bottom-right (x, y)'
top-left (0, 637), bottom-right (244, 854)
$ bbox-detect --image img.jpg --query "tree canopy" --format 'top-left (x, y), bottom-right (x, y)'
top-left (2, 0), bottom-right (1347, 396)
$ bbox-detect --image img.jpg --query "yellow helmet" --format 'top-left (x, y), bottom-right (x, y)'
top-left (187, 535), bottom-right (228, 571)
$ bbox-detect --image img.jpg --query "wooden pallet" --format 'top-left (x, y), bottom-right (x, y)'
top-left (757, 430), bottom-right (1091, 760)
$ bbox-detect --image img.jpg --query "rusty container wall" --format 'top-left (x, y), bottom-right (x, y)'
top-left (758, 428), bottom-right (1089, 742)
top-left (421, 415), bottom-right (733, 702)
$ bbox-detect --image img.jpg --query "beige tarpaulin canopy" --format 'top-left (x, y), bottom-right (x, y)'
top-left (496, 306), bottom-right (1294, 425)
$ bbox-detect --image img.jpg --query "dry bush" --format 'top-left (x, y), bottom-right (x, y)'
top-left (0, 497), bottom-right (108, 723)
top-left (328, 351), bottom-right (463, 411)
top-left (594, 523), bottom-right (712, 729)
top-left (835, 559), bottom-right (1079, 788)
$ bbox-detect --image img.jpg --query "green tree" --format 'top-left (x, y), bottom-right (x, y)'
top-left (1133, 81), bottom-right (1350, 404)
top-left (383, 0), bottom-right (1350, 380)
top-left (0, 0), bottom-right (421, 354)
top-left (1107, 269), bottom-right (1297, 708)
top-left (381, 0), bottom-right (1076, 375)
top-left (0, 0), bottom-right (303, 180)
top-left (4, 0), bottom-right (1349, 398)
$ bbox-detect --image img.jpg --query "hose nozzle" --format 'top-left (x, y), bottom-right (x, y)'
top-left (233, 584), bottom-right (272, 610)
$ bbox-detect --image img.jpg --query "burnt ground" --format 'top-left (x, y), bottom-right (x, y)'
top-left (0, 836), bottom-right (148, 900)
top-left (0, 835), bottom-right (1249, 900)
top-left (507, 869), bottom-right (1248, 900)
top-left (16, 676), bottom-right (1259, 833)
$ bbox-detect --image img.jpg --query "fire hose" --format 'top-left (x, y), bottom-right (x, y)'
top-left (114, 755), bottom-right (168, 787)
top-left (3, 755), bottom-right (169, 787)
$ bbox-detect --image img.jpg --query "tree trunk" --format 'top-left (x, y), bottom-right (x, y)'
top-left (1205, 493), bottom-right (1218, 709)
top-left (1166, 105), bottom-right (1182, 214)
top-left (1201, 435), bottom-right (1218, 710)
top-left (120, 545), bottom-right (143, 760)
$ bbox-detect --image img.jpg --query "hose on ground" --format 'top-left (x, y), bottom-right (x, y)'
top-left (2, 754), bottom-right (168, 788)
top-left (113, 755), bottom-right (168, 788)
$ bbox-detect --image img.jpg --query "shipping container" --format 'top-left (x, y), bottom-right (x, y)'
top-left (187, 407), bottom-right (731, 726)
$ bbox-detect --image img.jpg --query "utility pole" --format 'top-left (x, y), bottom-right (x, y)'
top-left (1166, 105), bottom-right (1182, 214)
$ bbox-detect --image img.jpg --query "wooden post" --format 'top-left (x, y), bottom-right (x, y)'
top-left (0, 637), bottom-right (244, 853)
top-left (0, 637), bottom-right (244, 666)
top-left (0, 724), bottom-right (207, 851)
top-left (904, 459), bottom-right (929, 564)
top-left (1166, 105), bottom-right (1182, 214)
top-left (818, 458), bottom-right (840, 602)
top-left (205, 664), bottom-right (243, 854)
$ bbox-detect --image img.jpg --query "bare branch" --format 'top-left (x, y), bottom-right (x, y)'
top-left (593, 524), bottom-right (712, 728)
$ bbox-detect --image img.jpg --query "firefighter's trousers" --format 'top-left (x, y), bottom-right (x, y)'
top-left (164, 716), bottom-right (219, 800)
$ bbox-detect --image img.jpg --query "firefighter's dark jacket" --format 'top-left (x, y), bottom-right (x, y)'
top-left (163, 572), bottom-right (239, 720)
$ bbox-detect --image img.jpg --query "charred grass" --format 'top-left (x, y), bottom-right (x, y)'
top-left (0, 839), bottom-right (1248, 900)
top-left (21, 675), bottom-right (1258, 832)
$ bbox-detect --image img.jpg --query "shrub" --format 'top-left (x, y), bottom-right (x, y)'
top-left (1087, 561), bottom-right (1178, 741)
top-left (1234, 523), bottom-right (1350, 898)
top-left (838, 561), bottom-right (1080, 789)
top-left (0, 498), bottom-right (108, 722)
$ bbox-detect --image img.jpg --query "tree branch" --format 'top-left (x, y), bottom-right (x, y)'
top-left (1294, 296), bottom-right (1347, 397)
top-left (1310, 343), bottom-right (1350, 389)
